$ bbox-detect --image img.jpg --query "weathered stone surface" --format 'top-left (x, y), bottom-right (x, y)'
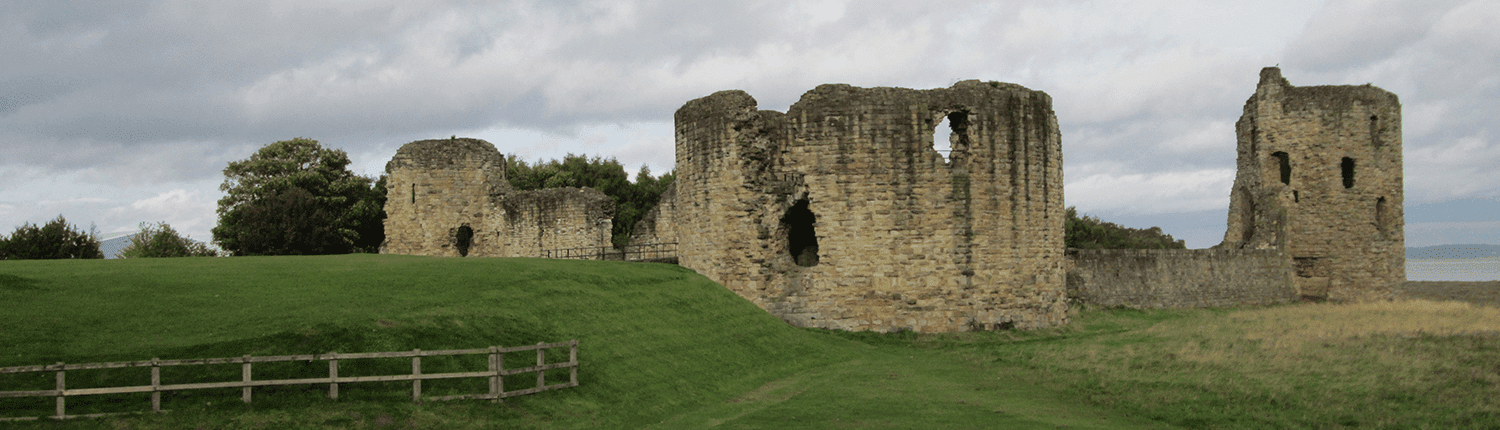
top-left (381, 137), bottom-right (614, 257)
top-left (1066, 248), bottom-right (1296, 308)
top-left (670, 81), bottom-right (1068, 332)
top-left (1219, 67), bottom-right (1404, 302)
top-left (1064, 67), bottom-right (1405, 309)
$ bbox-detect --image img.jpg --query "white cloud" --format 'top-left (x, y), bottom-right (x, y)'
top-left (1065, 168), bottom-right (1235, 215)
top-left (103, 189), bottom-right (219, 241)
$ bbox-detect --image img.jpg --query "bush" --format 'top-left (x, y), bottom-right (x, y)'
top-left (117, 222), bottom-right (219, 258)
top-left (1065, 207), bottom-right (1186, 250)
top-left (0, 215), bottom-right (103, 260)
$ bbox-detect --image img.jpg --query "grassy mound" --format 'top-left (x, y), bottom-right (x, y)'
top-left (0, 255), bottom-right (859, 428)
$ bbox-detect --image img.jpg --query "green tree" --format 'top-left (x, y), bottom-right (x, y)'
top-left (212, 138), bottom-right (385, 255)
top-left (1065, 207), bottom-right (1186, 250)
top-left (505, 154), bottom-right (674, 248)
top-left (0, 215), bottom-right (103, 260)
top-left (117, 222), bottom-right (219, 258)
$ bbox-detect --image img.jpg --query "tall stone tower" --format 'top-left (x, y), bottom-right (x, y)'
top-left (673, 81), bottom-right (1068, 332)
top-left (1220, 67), bottom-right (1404, 301)
top-left (382, 138), bottom-right (510, 257)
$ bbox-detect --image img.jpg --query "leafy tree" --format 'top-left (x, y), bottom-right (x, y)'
top-left (0, 215), bottom-right (103, 260)
top-left (117, 222), bottom-right (219, 258)
top-left (505, 154), bottom-right (674, 248)
top-left (212, 138), bottom-right (385, 255)
top-left (1065, 207), bottom-right (1186, 250)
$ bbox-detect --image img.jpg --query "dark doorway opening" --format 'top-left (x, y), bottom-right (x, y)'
top-left (455, 225), bottom-right (474, 257)
top-left (782, 199), bottom-right (819, 267)
top-left (1272, 152), bottom-right (1291, 185)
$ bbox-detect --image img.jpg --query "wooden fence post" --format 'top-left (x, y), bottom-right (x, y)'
top-left (487, 346), bottom-right (498, 403)
top-left (242, 355), bottom-right (252, 404)
top-left (536, 343), bottom-right (545, 388)
top-left (412, 349), bottom-right (421, 402)
top-left (151, 358), bottom-right (160, 412)
top-left (328, 353), bottom-right (339, 400)
top-left (569, 340), bottom-right (578, 387)
top-left (494, 347), bottom-right (504, 402)
top-left (54, 362), bottom-right (64, 419)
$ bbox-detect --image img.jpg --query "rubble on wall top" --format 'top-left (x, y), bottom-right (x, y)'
top-left (387, 137), bottom-right (506, 172)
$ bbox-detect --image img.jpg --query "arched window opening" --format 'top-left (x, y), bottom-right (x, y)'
top-left (1341, 157), bottom-right (1356, 189)
top-left (1271, 152), bottom-right (1291, 185)
top-left (1369, 115), bottom-right (1383, 147)
top-left (782, 199), bottom-right (819, 267)
top-left (455, 225), bottom-right (474, 257)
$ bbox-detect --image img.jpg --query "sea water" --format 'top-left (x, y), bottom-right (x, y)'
top-left (1407, 257), bottom-right (1500, 281)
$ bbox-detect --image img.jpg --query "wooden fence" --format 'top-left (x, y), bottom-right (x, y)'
top-left (0, 340), bottom-right (578, 421)
top-left (543, 242), bottom-right (677, 263)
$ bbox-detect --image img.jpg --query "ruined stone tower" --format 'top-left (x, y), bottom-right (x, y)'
top-left (382, 138), bottom-right (615, 258)
top-left (665, 81), bottom-right (1068, 332)
top-left (1219, 67), bottom-right (1404, 301)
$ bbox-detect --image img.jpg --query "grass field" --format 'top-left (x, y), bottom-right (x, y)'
top-left (2, 255), bottom-right (1498, 429)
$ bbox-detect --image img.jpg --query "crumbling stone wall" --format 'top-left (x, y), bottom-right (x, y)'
top-left (382, 138), bottom-right (614, 258)
top-left (627, 184), bottom-right (677, 248)
top-left (1066, 248), bottom-right (1296, 309)
top-left (673, 81), bottom-right (1068, 333)
top-left (1219, 67), bottom-right (1404, 302)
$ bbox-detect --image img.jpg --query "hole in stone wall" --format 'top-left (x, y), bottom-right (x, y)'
top-left (1369, 115), bottom-right (1383, 148)
top-left (1293, 190), bottom-right (1299, 203)
top-left (410, 183), bottom-right (416, 204)
top-left (455, 225), bottom-right (474, 257)
top-left (1272, 151), bottom-right (1291, 185)
top-left (1341, 157), bottom-right (1356, 189)
top-left (934, 116), bottom-right (952, 163)
top-left (1376, 196), bottom-right (1388, 237)
top-left (782, 199), bottom-right (819, 267)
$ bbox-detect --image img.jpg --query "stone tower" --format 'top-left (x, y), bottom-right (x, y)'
top-left (672, 81), bottom-right (1068, 332)
top-left (1220, 67), bottom-right (1404, 301)
top-left (383, 138), bottom-right (509, 257)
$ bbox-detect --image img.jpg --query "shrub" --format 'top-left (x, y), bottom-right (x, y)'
top-left (1065, 207), bottom-right (1186, 250)
top-left (0, 215), bottom-right (103, 259)
top-left (117, 222), bottom-right (219, 258)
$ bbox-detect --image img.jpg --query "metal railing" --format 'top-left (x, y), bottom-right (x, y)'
top-left (543, 242), bottom-right (678, 263)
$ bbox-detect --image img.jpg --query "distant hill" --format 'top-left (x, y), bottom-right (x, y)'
top-left (1407, 244), bottom-right (1500, 259)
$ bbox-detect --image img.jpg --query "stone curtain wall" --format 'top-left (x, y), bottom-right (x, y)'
top-left (674, 81), bottom-right (1067, 333)
top-left (1220, 67), bottom-right (1404, 302)
top-left (627, 184), bottom-right (677, 247)
top-left (1066, 249), bottom-right (1296, 309)
top-left (488, 188), bottom-right (614, 257)
top-left (382, 138), bottom-right (615, 258)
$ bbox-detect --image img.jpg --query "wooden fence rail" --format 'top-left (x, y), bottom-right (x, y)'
top-left (0, 340), bottom-right (579, 421)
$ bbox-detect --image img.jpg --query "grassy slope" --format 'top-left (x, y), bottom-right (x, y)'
top-left (0, 255), bottom-right (1164, 429)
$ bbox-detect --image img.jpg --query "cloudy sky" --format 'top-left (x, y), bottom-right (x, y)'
top-left (3, 0), bottom-right (1497, 249)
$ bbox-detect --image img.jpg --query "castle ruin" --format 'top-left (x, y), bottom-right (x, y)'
top-left (383, 67), bottom-right (1404, 331)
top-left (382, 138), bottom-right (616, 258)
top-left (638, 81), bottom-right (1069, 332)
top-left (1219, 67), bottom-right (1405, 301)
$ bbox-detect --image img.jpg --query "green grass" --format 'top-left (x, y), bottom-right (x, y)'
top-left (3, 255), bottom-right (1498, 429)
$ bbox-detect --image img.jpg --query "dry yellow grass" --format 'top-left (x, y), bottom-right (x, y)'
top-left (1010, 299), bottom-right (1500, 427)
